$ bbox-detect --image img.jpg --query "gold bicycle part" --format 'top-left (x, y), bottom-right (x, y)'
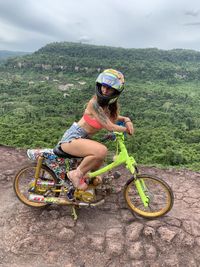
top-left (91, 176), bottom-right (102, 186)
top-left (74, 187), bottom-right (96, 202)
top-left (124, 174), bottom-right (174, 218)
top-left (14, 164), bottom-right (59, 207)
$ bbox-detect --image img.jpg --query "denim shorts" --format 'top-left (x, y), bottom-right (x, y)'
top-left (59, 122), bottom-right (89, 144)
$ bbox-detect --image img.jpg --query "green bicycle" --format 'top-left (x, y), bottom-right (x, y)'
top-left (13, 132), bottom-right (174, 220)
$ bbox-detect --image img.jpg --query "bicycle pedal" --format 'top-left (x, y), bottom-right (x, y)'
top-left (66, 186), bottom-right (75, 201)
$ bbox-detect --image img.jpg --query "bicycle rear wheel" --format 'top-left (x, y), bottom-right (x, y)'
top-left (14, 163), bottom-right (60, 207)
top-left (124, 174), bottom-right (174, 218)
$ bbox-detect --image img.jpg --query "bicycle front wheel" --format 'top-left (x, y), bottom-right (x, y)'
top-left (14, 163), bottom-right (59, 208)
top-left (124, 174), bottom-right (174, 218)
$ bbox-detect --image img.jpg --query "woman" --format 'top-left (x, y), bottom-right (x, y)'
top-left (58, 69), bottom-right (134, 190)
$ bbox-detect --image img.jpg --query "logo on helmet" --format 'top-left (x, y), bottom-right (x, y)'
top-left (102, 77), bottom-right (115, 87)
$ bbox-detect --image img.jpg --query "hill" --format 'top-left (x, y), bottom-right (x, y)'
top-left (1, 42), bottom-right (200, 170)
top-left (0, 50), bottom-right (30, 62)
top-left (2, 42), bottom-right (200, 82)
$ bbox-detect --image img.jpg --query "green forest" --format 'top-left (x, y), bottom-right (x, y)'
top-left (1, 42), bottom-right (200, 170)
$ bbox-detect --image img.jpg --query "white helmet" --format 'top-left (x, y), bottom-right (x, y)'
top-left (96, 69), bottom-right (125, 105)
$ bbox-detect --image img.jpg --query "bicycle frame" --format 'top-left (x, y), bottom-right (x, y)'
top-left (33, 132), bottom-right (149, 207)
top-left (33, 157), bottom-right (65, 194)
top-left (88, 132), bottom-right (149, 208)
top-left (88, 132), bottom-right (136, 178)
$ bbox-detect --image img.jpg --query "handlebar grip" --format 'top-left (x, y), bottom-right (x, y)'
top-left (116, 121), bottom-right (125, 127)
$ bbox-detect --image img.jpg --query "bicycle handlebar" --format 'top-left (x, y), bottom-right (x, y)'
top-left (101, 131), bottom-right (126, 142)
top-left (101, 121), bottom-right (127, 142)
top-left (101, 132), bottom-right (116, 142)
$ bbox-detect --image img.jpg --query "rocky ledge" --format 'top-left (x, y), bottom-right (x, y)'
top-left (0, 145), bottom-right (200, 267)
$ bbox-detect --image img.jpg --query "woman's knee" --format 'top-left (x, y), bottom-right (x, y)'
top-left (94, 145), bottom-right (108, 159)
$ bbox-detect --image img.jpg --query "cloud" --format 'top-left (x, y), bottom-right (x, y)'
top-left (1, 0), bottom-right (200, 51)
top-left (78, 35), bottom-right (93, 43)
top-left (184, 22), bottom-right (200, 26)
top-left (184, 10), bottom-right (200, 17)
top-left (0, 1), bottom-right (64, 37)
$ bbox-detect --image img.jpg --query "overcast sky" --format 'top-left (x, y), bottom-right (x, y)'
top-left (1, 0), bottom-right (200, 52)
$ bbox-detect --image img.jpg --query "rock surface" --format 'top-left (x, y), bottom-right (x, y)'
top-left (0, 145), bottom-right (200, 267)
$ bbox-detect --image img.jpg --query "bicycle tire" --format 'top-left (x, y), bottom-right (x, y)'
top-left (14, 163), bottom-right (60, 208)
top-left (124, 174), bottom-right (174, 218)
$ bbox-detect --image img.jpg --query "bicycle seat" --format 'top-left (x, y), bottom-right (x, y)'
top-left (53, 145), bottom-right (82, 159)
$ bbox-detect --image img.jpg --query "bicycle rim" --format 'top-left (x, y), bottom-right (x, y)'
top-left (124, 174), bottom-right (174, 218)
top-left (14, 164), bottom-right (59, 207)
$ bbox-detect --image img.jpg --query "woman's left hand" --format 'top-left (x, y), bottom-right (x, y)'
top-left (125, 120), bottom-right (134, 135)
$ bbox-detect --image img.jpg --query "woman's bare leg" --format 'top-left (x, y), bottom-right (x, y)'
top-left (61, 139), bottom-right (107, 189)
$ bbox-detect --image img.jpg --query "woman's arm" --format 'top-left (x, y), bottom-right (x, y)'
top-left (118, 115), bottom-right (131, 123)
top-left (88, 99), bottom-right (127, 133)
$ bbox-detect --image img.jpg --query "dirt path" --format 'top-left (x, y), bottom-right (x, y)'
top-left (0, 145), bottom-right (200, 267)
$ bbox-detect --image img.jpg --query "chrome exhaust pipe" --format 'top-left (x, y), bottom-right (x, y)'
top-left (28, 194), bottom-right (72, 205)
top-left (90, 199), bottom-right (105, 207)
top-left (78, 199), bottom-right (105, 207)
top-left (78, 202), bottom-right (90, 207)
top-left (29, 194), bottom-right (105, 206)
top-left (29, 194), bottom-right (45, 202)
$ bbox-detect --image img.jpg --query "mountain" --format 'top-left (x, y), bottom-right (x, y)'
top-left (0, 50), bottom-right (31, 61)
top-left (1, 42), bottom-right (200, 170)
top-left (2, 42), bottom-right (200, 82)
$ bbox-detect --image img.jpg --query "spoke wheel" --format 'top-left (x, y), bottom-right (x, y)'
top-left (124, 174), bottom-right (174, 218)
top-left (14, 163), bottom-right (60, 207)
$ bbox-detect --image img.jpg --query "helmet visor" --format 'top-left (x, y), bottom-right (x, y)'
top-left (96, 72), bottom-right (124, 92)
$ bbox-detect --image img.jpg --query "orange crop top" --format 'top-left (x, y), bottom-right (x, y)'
top-left (83, 114), bottom-right (103, 129)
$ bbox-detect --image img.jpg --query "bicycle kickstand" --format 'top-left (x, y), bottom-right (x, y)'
top-left (71, 205), bottom-right (78, 221)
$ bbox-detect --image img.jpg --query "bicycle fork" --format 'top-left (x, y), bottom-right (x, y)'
top-left (126, 157), bottom-right (150, 208)
top-left (134, 178), bottom-right (149, 208)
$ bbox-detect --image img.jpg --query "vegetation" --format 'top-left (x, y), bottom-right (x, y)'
top-left (0, 50), bottom-right (30, 64)
top-left (1, 42), bottom-right (200, 170)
